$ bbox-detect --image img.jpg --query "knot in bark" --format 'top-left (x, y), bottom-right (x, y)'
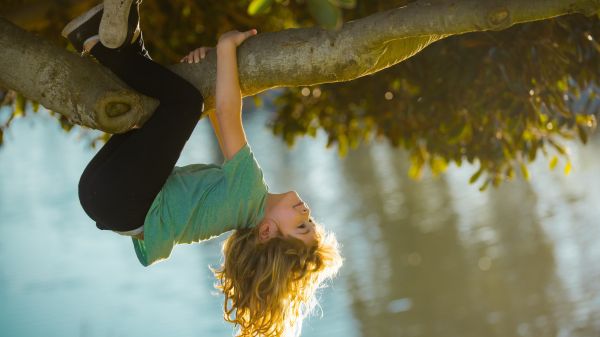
top-left (106, 102), bottom-right (131, 117)
top-left (487, 7), bottom-right (511, 30)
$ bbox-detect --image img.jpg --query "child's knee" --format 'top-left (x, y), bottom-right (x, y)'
top-left (168, 89), bottom-right (203, 120)
top-left (78, 178), bottom-right (99, 222)
top-left (180, 85), bottom-right (204, 116)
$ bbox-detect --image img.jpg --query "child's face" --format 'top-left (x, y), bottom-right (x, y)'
top-left (259, 191), bottom-right (316, 246)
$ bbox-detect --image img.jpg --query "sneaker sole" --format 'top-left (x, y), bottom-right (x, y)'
top-left (99, 0), bottom-right (135, 48)
top-left (61, 3), bottom-right (104, 38)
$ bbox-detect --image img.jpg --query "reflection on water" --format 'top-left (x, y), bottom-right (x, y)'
top-left (0, 105), bottom-right (599, 337)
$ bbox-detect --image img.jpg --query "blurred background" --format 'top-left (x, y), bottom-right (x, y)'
top-left (1, 0), bottom-right (600, 336)
top-left (0, 102), bottom-right (599, 337)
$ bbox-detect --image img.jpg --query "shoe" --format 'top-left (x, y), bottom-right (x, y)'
top-left (61, 3), bottom-right (103, 53)
top-left (99, 0), bottom-right (141, 49)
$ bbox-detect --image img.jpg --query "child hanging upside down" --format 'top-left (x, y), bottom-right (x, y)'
top-left (65, 1), bottom-right (342, 336)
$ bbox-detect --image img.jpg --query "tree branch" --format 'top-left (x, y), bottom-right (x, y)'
top-left (0, 16), bottom-right (158, 133)
top-left (0, 0), bottom-right (598, 133)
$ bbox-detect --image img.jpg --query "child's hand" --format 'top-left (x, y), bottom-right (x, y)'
top-left (180, 46), bottom-right (212, 64)
top-left (217, 29), bottom-right (258, 49)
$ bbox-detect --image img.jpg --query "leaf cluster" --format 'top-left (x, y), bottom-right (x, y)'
top-left (0, 0), bottom-right (598, 190)
top-left (270, 15), bottom-right (599, 189)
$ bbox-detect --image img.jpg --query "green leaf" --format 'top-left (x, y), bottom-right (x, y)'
top-left (348, 132), bottom-right (359, 149)
top-left (564, 161), bottom-right (572, 176)
top-left (469, 166), bottom-right (484, 184)
top-left (14, 94), bottom-right (25, 117)
top-left (326, 135), bottom-right (335, 149)
top-left (505, 167), bottom-right (515, 180)
top-left (549, 156), bottom-right (558, 170)
top-left (492, 174), bottom-right (502, 187)
top-left (307, 0), bottom-right (342, 29)
top-left (247, 0), bottom-right (274, 15)
top-left (528, 141), bottom-right (538, 161)
top-left (430, 156), bottom-right (448, 176)
top-left (252, 95), bottom-right (263, 108)
top-left (408, 155), bottom-right (425, 180)
top-left (59, 116), bottom-right (74, 132)
top-left (337, 133), bottom-right (349, 157)
top-left (478, 180), bottom-right (490, 192)
top-left (556, 78), bottom-right (568, 92)
top-left (284, 132), bottom-right (295, 146)
top-left (577, 125), bottom-right (588, 144)
top-left (328, 0), bottom-right (357, 9)
top-left (447, 124), bottom-right (467, 144)
top-left (548, 139), bottom-right (566, 155)
top-left (520, 163), bottom-right (530, 180)
top-left (181, 6), bottom-right (191, 17)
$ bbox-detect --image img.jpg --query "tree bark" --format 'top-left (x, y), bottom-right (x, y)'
top-left (0, 0), bottom-right (598, 133)
top-left (0, 17), bottom-right (158, 133)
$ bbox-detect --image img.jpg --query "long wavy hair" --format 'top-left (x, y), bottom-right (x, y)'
top-left (213, 221), bottom-right (342, 337)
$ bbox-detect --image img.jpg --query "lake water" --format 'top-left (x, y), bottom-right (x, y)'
top-left (0, 105), bottom-right (599, 337)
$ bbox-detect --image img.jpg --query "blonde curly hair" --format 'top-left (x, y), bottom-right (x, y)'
top-left (213, 221), bottom-right (342, 337)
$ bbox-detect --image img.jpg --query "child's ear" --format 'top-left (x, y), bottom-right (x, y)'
top-left (258, 221), bottom-right (272, 242)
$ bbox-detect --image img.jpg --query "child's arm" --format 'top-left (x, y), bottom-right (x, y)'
top-left (181, 47), bottom-right (227, 156)
top-left (207, 110), bottom-right (226, 157)
top-left (214, 29), bottom-right (257, 160)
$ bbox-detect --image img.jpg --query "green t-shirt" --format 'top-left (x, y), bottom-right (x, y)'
top-left (132, 143), bottom-right (269, 266)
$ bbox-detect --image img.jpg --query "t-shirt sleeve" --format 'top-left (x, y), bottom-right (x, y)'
top-left (221, 143), bottom-right (269, 227)
top-left (222, 143), bottom-right (265, 184)
top-left (131, 191), bottom-right (177, 267)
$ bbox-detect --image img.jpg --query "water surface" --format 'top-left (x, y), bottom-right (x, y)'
top-left (0, 106), bottom-right (598, 337)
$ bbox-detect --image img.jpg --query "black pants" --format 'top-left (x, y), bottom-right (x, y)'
top-left (78, 34), bottom-right (204, 232)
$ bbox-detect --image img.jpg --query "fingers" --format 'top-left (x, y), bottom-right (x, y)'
top-left (217, 29), bottom-right (258, 47)
top-left (180, 47), bottom-right (212, 63)
top-left (181, 52), bottom-right (194, 63)
top-left (239, 29), bottom-right (258, 44)
top-left (241, 29), bottom-right (257, 39)
top-left (200, 47), bottom-right (207, 59)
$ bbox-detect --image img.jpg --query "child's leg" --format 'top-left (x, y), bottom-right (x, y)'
top-left (78, 35), bottom-right (204, 232)
top-left (75, 34), bottom-right (153, 183)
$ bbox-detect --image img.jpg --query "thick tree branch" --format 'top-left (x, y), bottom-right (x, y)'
top-left (0, 17), bottom-right (158, 133)
top-left (231, 0), bottom-right (600, 94)
top-left (0, 0), bottom-right (598, 134)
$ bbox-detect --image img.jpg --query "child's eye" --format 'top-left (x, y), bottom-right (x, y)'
top-left (298, 223), bottom-right (306, 229)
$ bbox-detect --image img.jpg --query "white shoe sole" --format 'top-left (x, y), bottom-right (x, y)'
top-left (99, 0), bottom-right (135, 48)
top-left (61, 3), bottom-right (103, 38)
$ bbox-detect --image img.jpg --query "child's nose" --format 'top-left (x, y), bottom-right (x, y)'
top-left (302, 205), bottom-right (311, 215)
top-left (295, 202), bottom-right (308, 213)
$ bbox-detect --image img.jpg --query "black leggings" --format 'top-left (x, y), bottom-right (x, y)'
top-left (78, 34), bottom-right (204, 232)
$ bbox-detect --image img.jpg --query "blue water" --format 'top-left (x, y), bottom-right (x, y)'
top-left (0, 108), bottom-right (356, 337)
top-left (1, 105), bottom-right (599, 337)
